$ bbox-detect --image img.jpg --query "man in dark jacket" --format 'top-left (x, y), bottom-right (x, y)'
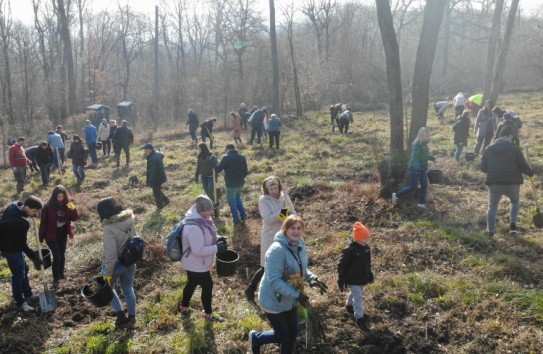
top-left (186, 109), bottom-right (199, 145)
top-left (481, 126), bottom-right (535, 236)
top-left (211, 144), bottom-right (248, 225)
top-left (0, 196), bottom-right (43, 312)
top-left (35, 142), bottom-right (54, 186)
top-left (67, 135), bottom-right (88, 185)
top-left (24, 145), bottom-right (39, 173)
top-left (143, 143), bottom-right (169, 209)
top-left (248, 108), bottom-right (266, 145)
top-left (113, 120), bottom-right (134, 168)
top-left (238, 103), bottom-right (248, 130)
top-left (200, 117), bottom-right (217, 149)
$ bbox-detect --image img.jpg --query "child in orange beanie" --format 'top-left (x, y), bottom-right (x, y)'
top-left (337, 221), bottom-right (374, 332)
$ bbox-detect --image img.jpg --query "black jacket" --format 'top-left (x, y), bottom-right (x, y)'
top-left (453, 115), bottom-right (470, 145)
top-left (35, 146), bottom-right (54, 165)
top-left (495, 120), bottom-right (520, 146)
top-left (67, 141), bottom-right (88, 166)
top-left (187, 112), bottom-right (199, 130)
top-left (338, 241), bottom-right (373, 286)
top-left (146, 151), bottom-right (167, 187)
top-left (0, 202), bottom-right (39, 260)
top-left (212, 150), bottom-right (248, 188)
top-left (113, 125), bottom-right (134, 147)
top-left (481, 137), bottom-right (533, 185)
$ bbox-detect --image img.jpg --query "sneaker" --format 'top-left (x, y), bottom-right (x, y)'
top-left (487, 231), bottom-right (495, 237)
top-left (20, 302), bottom-right (34, 312)
top-left (248, 330), bottom-right (260, 354)
top-left (345, 305), bottom-right (354, 315)
top-left (25, 294), bottom-right (40, 302)
top-left (244, 286), bottom-right (256, 303)
top-left (115, 312), bottom-right (129, 326)
top-left (509, 223), bottom-right (520, 234)
top-left (417, 203), bottom-right (426, 208)
top-left (356, 317), bottom-right (370, 332)
top-left (205, 313), bottom-right (226, 323)
top-left (180, 307), bottom-right (194, 318)
top-left (391, 193), bottom-right (398, 205)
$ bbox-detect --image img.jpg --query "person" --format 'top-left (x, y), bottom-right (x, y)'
top-left (211, 144), bottom-right (248, 225)
top-left (473, 100), bottom-right (495, 156)
top-left (186, 109), bottom-right (199, 145)
top-left (55, 125), bottom-right (68, 165)
top-left (434, 101), bottom-right (450, 123)
top-left (492, 107), bottom-right (522, 146)
top-left (200, 117), bottom-right (217, 149)
top-left (67, 134), bottom-right (89, 185)
top-left (143, 143), bottom-right (170, 210)
top-left (248, 107), bottom-right (266, 145)
top-left (330, 103), bottom-right (343, 132)
top-left (113, 120), bottom-right (134, 168)
top-left (48, 130), bottom-right (65, 171)
top-left (337, 222), bottom-right (374, 332)
top-left (39, 185), bottom-right (80, 286)
top-left (195, 143), bottom-right (215, 202)
top-left (238, 103), bottom-right (249, 130)
top-left (481, 126), bottom-right (535, 237)
top-left (244, 176), bottom-right (295, 302)
top-left (97, 118), bottom-right (111, 157)
top-left (24, 145), bottom-right (39, 173)
top-left (109, 120), bottom-right (118, 157)
top-left (84, 120), bottom-right (98, 165)
top-left (392, 127), bottom-right (436, 208)
top-left (338, 106), bottom-right (353, 134)
top-left (179, 195), bottom-right (228, 322)
top-left (453, 92), bottom-right (466, 117)
top-left (0, 196), bottom-right (43, 312)
top-left (97, 197), bottom-right (138, 326)
top-left (248, 215), bottom-right (328, 354)
top-left (9, 137), bottom-right (31, 194)
top-left (230, 112), bottom-right (242, 145)
top-left (466, 93), bottom-right (483, 118)
top-left (452, 110), bottom-right (471, 162)
top-left (35, 142), bottom-right (54, 186)
top-left (267, 114), bottom-right (282, 149)
top-left (492, 106), bottom-right (520, 126)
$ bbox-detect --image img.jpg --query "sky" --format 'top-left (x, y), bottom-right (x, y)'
top-left (7, 0), bottom-right (543, 26)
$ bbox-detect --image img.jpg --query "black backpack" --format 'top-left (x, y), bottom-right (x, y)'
top-left (119, 235), bottom-right (145, 266)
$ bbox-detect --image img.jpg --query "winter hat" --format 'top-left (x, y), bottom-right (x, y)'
top-left (353, 222), bottom-right (371, 241)
top-left (195, 195), bottom-right (213, 213)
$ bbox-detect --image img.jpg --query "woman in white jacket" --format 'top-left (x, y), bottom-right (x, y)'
top-left (97, 118), bottom-right (111, 157)
top-left (244, 176), bottom-right (295, 302)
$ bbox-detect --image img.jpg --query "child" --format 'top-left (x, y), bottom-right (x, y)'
top-left (337, 222), bottom-right (374, 332)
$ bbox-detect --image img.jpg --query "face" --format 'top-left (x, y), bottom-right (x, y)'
top-left (199, 210), bottom-right (213, 218)
top-left (268, 185), bottom-right (280, 198)
top-left (143, 148), bottom-right (152, 156)
top-left (356, 237), bottom-right (370, 246)
top-left (26, 208), bottom-right (40, 217)
top-left (285, 222), bottom-right (304, 242)
top-left (485, 102), bottom-right (493, 110)
top-left (56, 193), bottom-right (66, 203)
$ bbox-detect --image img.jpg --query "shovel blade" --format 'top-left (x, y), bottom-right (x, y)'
top-left (39, 290), bottom-right (57, 312)
top-left (533, 210), bottom-right (543, 229)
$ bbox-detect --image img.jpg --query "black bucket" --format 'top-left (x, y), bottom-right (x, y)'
top-left (216, 250), bottom-right (239, 277)
top-left (81, 277), bottom-right (114, 307)
top-left (465, 152), bottom-right (475, 161)
top-left (32, 249), bottom-right (52, 270)
top-left (427, 169), bottom-right (444, 184)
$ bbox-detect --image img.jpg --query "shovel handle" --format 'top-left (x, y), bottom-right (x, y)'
top-left (525, 148), bottom-right (541, 210)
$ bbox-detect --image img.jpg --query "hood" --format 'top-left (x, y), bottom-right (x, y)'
top-left (2, 201), bottom-right (26, 219)
top-left (101, 209), bottom-right (135, 231)
top-left (185, 205), bottom-right (211, 221)
top-left (488, 137), bottom-right (514, 155)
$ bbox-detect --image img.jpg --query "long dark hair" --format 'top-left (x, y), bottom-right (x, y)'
top-left (49, 185), bottom-right (69, 209)
top-left (197, 143), bottom-right (211, 159)
top-left (97, 197), bottom-right (125, 221)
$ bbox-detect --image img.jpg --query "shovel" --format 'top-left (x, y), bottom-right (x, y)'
top-left (32, 219), bottom-right (57, 312)
top-left (525, 149), bottom-right (543, 228)
top-left (212, 168), bottom-right (220, 220)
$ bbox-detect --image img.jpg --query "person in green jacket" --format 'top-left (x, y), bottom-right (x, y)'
top-left (392, 127), bottom-right (436, 208)
top-left (142, 143), bottom-right (170, 210)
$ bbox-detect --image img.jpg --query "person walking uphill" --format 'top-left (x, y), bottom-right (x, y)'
top-left (113, 120), bottom-right (134, 168)
top-left (97, 198), bottom-right (138, 326)
top-left (244, 176), bottom-right (296, 302)
top-left (338, 222), bottom-right (374, 332)
top-left (211, 144), bottom-right (248, 226)
top-left (97, 118), bottom-right (112, 157)
top-left (9, 137), bottom-right (31, 194)
top-left (481, 126), bottom-right (535, 237)
top-left (67, 135), bottom-right (89, 185)
top-left (330, 103), bottom-right (344, 132)
top-left (195, 143), bottom-right (215, 202)
top-left (338, 107), bottom-right (353, 134)
top-left (231, 112), bottom-right (242, 145)
top-left (84, 120), bottom-right (98, 165)
top-left (0, 196), bottom-right (43, 312)
top-left (248, 215), bottom-right (328, 354)
top-left (143, 143), bottom-right (170, 210)
top-left (392, 127), bottom-right (436, 208)
top-left (179, 195), bottom-right (228, 322)
top-left (39, 185), bottom-right (80, 287)
top-left (452, 111), bottom-right (470, 162)
top-left (186, 109), bottom-right (199, 146)
top-left (267, 114), bottom-right (282, 149)
top-left (35, 142), bottom-right (54, 186)
top-left (473, 100), bottom-right (495, 156)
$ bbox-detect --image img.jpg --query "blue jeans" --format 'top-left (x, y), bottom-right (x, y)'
top-left (88, 142), bottom-right (98, 163)
top-left (396, 169), bottom-right (428, 204)
top-left (252, 307), bottom-right (299, 354)
top-left (72, 164), bottom-right (86, 182)
top-left (454, 143), bottom-right (464, 161)
top-left (38, 163), bottom-right (50, 185)
top-left (201, 176), bottom-right (215, 202)
top-left (3, 252), bottom-right (33, 306)
top-left (46, 226), bottom-right (68, 280)
top-left (226, 186), bottom-right (247, 224)
top-left (487, 184), bottom-right (520, 233)
top-left (346, 285), bottom-right (365, 319)
top-left (103, 262), bottom-right (137, 316)
top-left (201, 132), bottom-right (213, 148)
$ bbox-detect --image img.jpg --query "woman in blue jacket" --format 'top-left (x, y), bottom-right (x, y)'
top-left (248, 215), bottom-right (327, 354)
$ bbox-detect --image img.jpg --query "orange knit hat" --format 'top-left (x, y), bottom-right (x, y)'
top-left (353, 222), bottom-right (371, 241)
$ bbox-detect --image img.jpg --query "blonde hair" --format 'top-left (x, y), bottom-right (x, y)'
top-left (281, 215), bottom-right (305, 235)
top-left (414, 127), bottom-right (432, 144)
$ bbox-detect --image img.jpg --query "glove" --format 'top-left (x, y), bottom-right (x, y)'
top-left (309, 278), bottom-right (328, 295)
top-left (338, 280), bottom-right (346, 292)
top-left (529, 175), bottom-right (537, 184)
top-left (217, 236), bottom-right (227, 244)
top-left (277, 207), bottom-right (289, 222)
top-left (369, 272), bottom-right (374, 284)
top-left (67, 202), bottom-right (75, 210)
top-left (103, 275), bottom-right (112, 286)
top-left (217, 242), bottom-right (227, 254)
top-left (297, 293), bottom-right (310, 308)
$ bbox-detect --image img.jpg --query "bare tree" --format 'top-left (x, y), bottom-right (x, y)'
top-left (0, 0), bottom-right (14, 127)
top-left (482, 0), bottom-right (504, 102)
top-left (269, 0), bottom-right (280, 113)
top-left (281, 2), bottom-right (302, 117)
top-left (57, 0), bottom-right (77, 117)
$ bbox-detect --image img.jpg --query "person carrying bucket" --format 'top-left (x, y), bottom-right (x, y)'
top-left (0, 196), bottom-right (44, 312)
top-left (179, 195), bottom-right (227, 322)
top-left (391, 127), bottom-right (436, 208)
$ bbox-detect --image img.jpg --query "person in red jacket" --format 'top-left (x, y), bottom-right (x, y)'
top-left (9, 137), bottom-right (31, 193)
top-left (39, 185), bottom-right (80, 286)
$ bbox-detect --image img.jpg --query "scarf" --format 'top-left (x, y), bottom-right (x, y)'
top-left (196, 217), bottom-right (217, 244)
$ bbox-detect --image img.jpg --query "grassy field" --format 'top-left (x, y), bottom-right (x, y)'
top-left (0, 92), bottom-right (543, 353)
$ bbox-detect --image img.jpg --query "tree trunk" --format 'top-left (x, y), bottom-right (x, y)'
top-left (154, 6), bottom-right (159, 131)
top-left (439, 2), bottom-right (452, 94)
top-left (375, 0), bottom-right (405, 196)
top-left (489, 0), bottom-right (520, 103)
top-left (409, 0), bottom-right (448, 144)
top-left (269, 0), bottom-right (280, 114)
top-left (0, 6), bottom-right (14, 128)
top-left (57, 0), bottom-right (77, 116)
top-left (482, 0), bottom-right (504, 102)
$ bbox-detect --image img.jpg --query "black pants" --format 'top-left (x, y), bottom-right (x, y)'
top-left (45, 226), bottom-right (68, 281)
top-left (339, 119), bottom-right (350, 134)
top-left (181, 270), bottom-right (213, 314)
top-left (152, 185), bottom-right (169, 209)
top-left (268, 132), bottom-right (280, 149)
top-left (115, 145), bottom-right (130, 167)
top-left (102, 139), bottom-right (111, 156)
top-left (250, 125), bottom-right (262, 144)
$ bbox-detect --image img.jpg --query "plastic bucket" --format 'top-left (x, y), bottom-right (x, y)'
top-left (81, 277), bottom-right (114, 307)
top-left (427, 169), bottom-right (444, 184)
top-left (32, 249), bottom-right (52, 270)
top-left (465, 152), bottom-right (475, 161)
top-left (215, 250), bottom-right (239, 277)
